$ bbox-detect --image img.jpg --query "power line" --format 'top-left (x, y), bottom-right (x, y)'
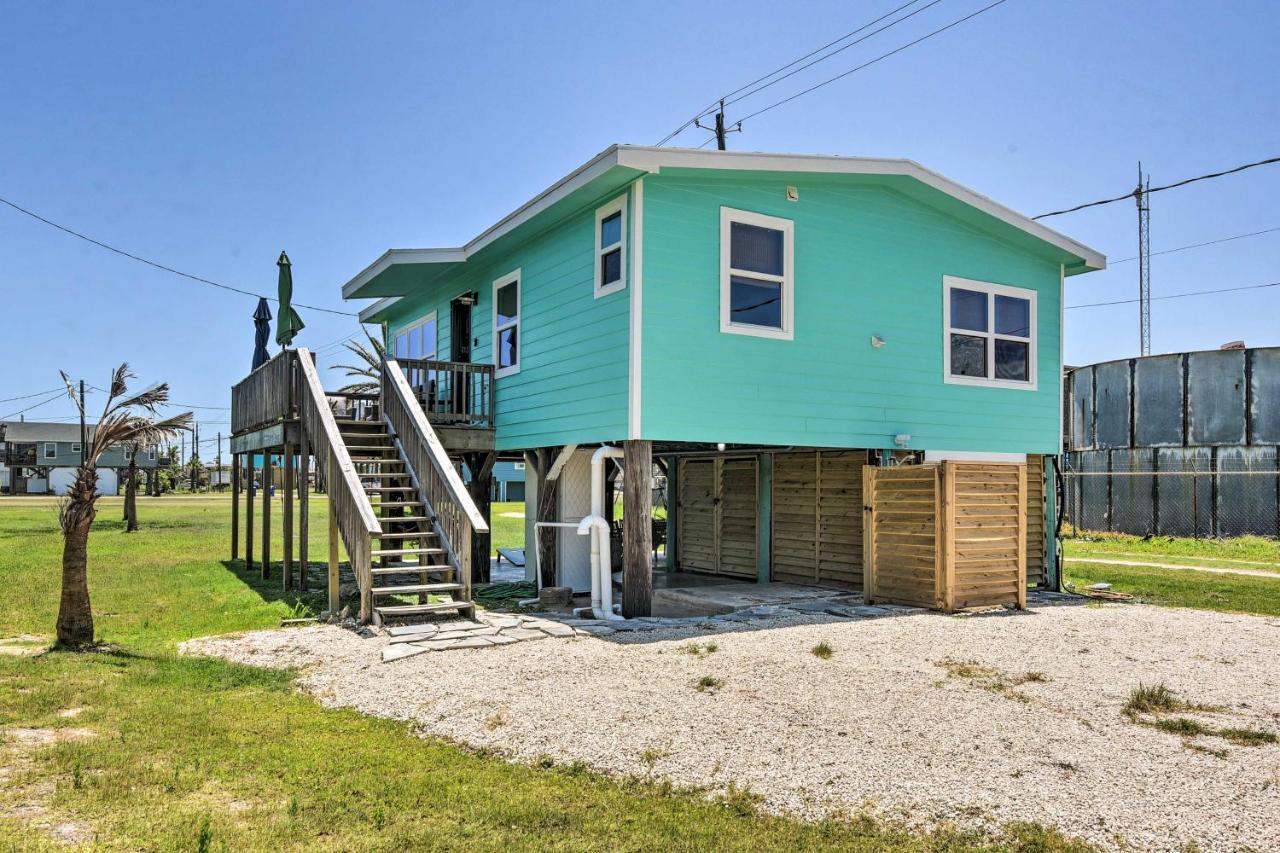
top-left (1110, 225), bottom-right (1280, 264)
top-left (0, 387), bottom-right (62, 404)
top-left (734, 0), bottom-right (1012, 126)
top-left (1034, 156), bottom-right (1280, 220)
top-left (721, 0), bottom-right (946, 111)
top-left (654, 0), bottom-right (932, 146)
top-left (1066, 280), bottom-right (1280, 310)
top-left (0, 194), bottom-right (358, 316)
top-left (1, 389), bottom-right (69, 420)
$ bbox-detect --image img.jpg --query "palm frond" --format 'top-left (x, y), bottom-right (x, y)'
top-left (336, 381), bottom-right (379, 395)
top-left (111, 383), bottom-right (171, 416)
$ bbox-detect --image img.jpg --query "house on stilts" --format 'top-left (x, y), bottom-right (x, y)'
top-left (227, 145), bottom-right (1105, 624)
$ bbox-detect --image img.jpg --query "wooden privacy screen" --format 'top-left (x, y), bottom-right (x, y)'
top-left (676, 457), bottom-right (757, 579)
top-left (1025, 455), bottom-right (1046, 586)
top-left (863, 461), bottom-right (1027, 612)
top-left (772, 451), bottom-right (865, 589)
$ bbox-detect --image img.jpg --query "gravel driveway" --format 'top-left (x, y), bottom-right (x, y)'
top-left (185, 603), bottom-right (1280, 852)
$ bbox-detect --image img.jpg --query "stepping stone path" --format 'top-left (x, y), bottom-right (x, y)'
top-left (379, 589), bottom-right (1080, 662)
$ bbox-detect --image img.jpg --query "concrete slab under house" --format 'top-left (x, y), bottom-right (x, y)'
top-left (227, 145), bottom-right (1104, 626)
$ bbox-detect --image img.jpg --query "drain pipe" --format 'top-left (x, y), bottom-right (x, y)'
top-left (574, 445), bottom-right (626, 621)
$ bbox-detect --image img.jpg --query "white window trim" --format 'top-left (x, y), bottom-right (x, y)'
top-left (71, 443), bottom-right (81, 453)
top-left (493, 268), bottom-right (521, 378)
top-left (942, 275), bottom-right (1038, 391)
top-left (513, 461), bottom-right (526, 470)
top-left (393, 311), bottom-right (438, 360)
top-left (719, 207), bottom-right (794, 341)
top-left (43, 442), bottom-right (57, 459)
top-left (594, 194), bottom-right (627, 298)
top-left (148, 449), bottom-right (157, 461)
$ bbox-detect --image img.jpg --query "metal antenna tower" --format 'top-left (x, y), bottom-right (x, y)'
top-left (1136, 163), bottom-right (1152, 356)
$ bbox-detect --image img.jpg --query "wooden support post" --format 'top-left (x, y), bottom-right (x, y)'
top-left (1016, 463), bottom-right (1028, 610)
top-left (231, 453), bottom-right (240, 561)
top-left (262, 450), bottom-right (273, 580)
top-left (299, 426), bottom-right (310, 591)
top-left (464, 451), bottom-right (496, 585)
top-left (666, 456), bottom-right (678, 571)
top-left (245, 453), bottom-right (256, 574)
top-left (756, 452), bottom-right (772, 584)
top-left (862, 465), bottom-right (875, 604)
top-left (938, 462), bottom-right (956, 612)
top-left (622, 439), bottom-right (653, 617)
top-left (283, 443), bottom-right (294, 591)
top-left (328, 485), bottom-right (340, 614)
top-left (526, 448), bottom-right (560, 589)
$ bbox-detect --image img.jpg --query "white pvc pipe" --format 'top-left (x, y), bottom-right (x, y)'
top-left (575, 445), bottom-right (626, 620)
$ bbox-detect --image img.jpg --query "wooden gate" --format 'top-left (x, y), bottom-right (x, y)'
top-left (772, 450), bottom-right (865, 589)
top-left (676, 457), bottom-right (757, 578)
top-left (863, 461), bottom-right (1027, 611)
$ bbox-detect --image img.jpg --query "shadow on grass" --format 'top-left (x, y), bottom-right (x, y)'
top-left (218, 559), bottom-right (351, 618)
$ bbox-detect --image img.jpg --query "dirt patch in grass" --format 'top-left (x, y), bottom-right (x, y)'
top-left (936, 658), bottom-right (1051, 703)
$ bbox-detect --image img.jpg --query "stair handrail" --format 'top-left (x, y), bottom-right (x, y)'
top-left (295, 348), bottom-right (381, 621)
top-left (381, 356), bottom-right (489, 601)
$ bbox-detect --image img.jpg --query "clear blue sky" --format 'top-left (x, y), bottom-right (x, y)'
top-left (2, 1), bottom-right (1277, 457)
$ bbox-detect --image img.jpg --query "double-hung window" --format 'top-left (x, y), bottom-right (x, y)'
top-left (944, 276), bottom-right (1036, 389)
top-left (594, 195), bottom-right (626, 297)
top-left (720, 207), bottom-right (794, 340)
top-left (393, 313), bottom-right (438, 361)
top-left (493, 270), bottom-right (521, 377)
top-left (43, 442), bottom-right (56, 460)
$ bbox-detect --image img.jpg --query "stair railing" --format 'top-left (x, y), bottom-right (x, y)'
top-left (295, 348), bottom-right (381, 621)
top-left (381, 356), bottom-right (489, 603)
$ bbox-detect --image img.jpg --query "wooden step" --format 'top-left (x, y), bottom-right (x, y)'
top-left (344, 444), bottom-right (394, 452)
top-left (364, 486), bottom-right (415, 493)
top-left (372, 546), bottom-right (445, 557)
top-left (371, 564), bottom-right (454, 575)
top-left (375, 515), bottom-right (430, 524)
top-left (351, 457), bottom-right (404, 465)
top-left (376, 500), bottom-right (424, 508)
top-left (376, 530), bottom-right (437, 540)
top-left (374, 601), bottom-right (475, 619)
top-left (361, 472), bottom-right (411, 479)
top-left (371, 582), bottom-right (463, 596)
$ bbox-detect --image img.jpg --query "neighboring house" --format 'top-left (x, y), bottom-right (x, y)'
top-left (492, 460), bottom-right (525, 502)
top-left (0, 420), bottom-right (162, 496)
top-left (231, 145), bottom-right (1104, 623)
top-left (344, 146), bottom-right (1105, 602)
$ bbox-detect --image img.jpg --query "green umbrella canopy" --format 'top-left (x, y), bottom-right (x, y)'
top-left (275, 250), bottom-right (305, 347)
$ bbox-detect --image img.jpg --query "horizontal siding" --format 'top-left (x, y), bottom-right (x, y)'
top-left (641, 173), bottom-right (1063, 453)
top-left (383, 191), bottom-right (632, 450)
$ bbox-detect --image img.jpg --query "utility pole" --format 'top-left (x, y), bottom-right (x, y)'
top-left (216, 432), bottom-right (222, 490)
top-left (1136, 162), bottom-right (1152, 356)
top-left (79, 379), bottom-right (86, 467)
top-left (695, 99), bottom-right (742, 150)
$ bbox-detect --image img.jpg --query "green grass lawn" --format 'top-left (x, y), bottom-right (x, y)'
top-left (1061, 531), bottom-right (1280, 616)
top-left (0, 495), bottom-right (1087, 851)
top-left (1063, 531), bottom-right (1280, 571)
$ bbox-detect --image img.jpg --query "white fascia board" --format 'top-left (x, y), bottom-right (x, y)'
top-left (614, 146), bottom-right (1106, 272)
top-left (341, 144), bottom-right (1106, 305)
top-left (358, 296), bottom-right (403, 323)
top-left (341, 247), bottom-right (467, 299)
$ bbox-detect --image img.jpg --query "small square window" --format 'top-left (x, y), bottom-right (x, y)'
top-left (71, 443), bottom-right (81, 453)
top-left (721, 208), bottom-right (794, 340)
top-left (943, 276), bottom-right (1036, 390)
top-left (43, 442), bottom-right (56, 459)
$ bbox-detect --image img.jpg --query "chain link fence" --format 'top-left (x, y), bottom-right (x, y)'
top-left (1062, 460), bottom-right (1280, 539)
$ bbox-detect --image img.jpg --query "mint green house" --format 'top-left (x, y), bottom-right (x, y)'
top-left (245, 145), bottom-right (1103, 624)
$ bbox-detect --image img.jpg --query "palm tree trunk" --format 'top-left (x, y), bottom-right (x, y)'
top-left (123, 455), bottom-right (139, 531)
top-left (57, 468), bottom-right (98, 648)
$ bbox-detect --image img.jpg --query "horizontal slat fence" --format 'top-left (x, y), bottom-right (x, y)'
top-left (231, 351), bottom-right (296, 433)
top-left (864, 461), bottom-right (1026, 612)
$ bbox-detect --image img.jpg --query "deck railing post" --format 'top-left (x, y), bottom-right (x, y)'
top-left (245, 453), bottom-right (256, 574)
top-left (283, 442), bottom-right (294, 591)
top-left (262, 450), bottom-right (273, 580)
top-left (231, 453), bottom-right (240, 561)
top-left (328, 463), bottom-right (340, 615)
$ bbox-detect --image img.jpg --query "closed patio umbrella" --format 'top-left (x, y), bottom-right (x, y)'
top-left (252, 297), bottom-right (272, 370)
top-left (275, 250), bottom-right (305, 347)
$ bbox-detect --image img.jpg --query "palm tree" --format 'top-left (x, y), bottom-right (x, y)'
top-left (56, 365), bottom-right (191, 648)
top-left (122, 439), bottom-right (140, 531)
top-left (331, 332), bottom-right (385, 395)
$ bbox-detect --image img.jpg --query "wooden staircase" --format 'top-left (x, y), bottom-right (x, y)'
top-left (337, 417), bottom-right (476, 624)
